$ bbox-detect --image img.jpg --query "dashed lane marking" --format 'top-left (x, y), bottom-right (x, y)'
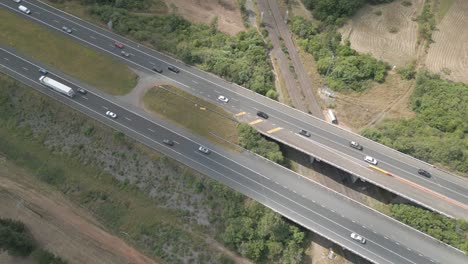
top-left (267, 127), bottom-right (283, 134)
top-left (249, 119), bottom-right (263, 125)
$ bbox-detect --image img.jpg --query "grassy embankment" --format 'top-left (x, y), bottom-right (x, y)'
top-left (0, 74), bottom-right (235, 263)
top-left (143, 85), bottom-right (239, 150)
top-left (0, 9), bottom-right (137, 95)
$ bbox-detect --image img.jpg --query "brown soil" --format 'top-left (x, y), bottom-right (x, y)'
top-left (425, 0), bottom-right (468, 83)
top-left (163, 0), bottom-right (245, 35)
top-left (339, 0), bottom-right (424, 67)
top-left (0, 156), bottom-right (157, 264)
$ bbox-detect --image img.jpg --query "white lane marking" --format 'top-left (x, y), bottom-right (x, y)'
top-left (3, 57), bottom-right (9, 61)
top-left (125, 117), bottom-right (132, 121)
top-left (0, 59), bottom-right (397, 264)
top-left (192, 80), bottom-right (198, 84)
top-left (53, 19), bottom-right (59, 23)
top-left (90, 35), bottom-right (96, 39)
top-left (23, 0), bottom-right (467, 192)
top-left (30, 0), bottom-right (465, 200)
top-left (1, 48), bottom-right (454, 261)
top-left (149, 62), bottom-right (155, 65)
top-left (22, 67), bottom-right (28, 71)
top-left (174, 141), bottom-right (180, 145)
top-left (81, 96), bottom-right (88, 100)
top-left (102, 106), bottom-right (108, 110)
top-left (199, 152), bottom-right (414, 264)
top-left (147, 128), bottom-right (155, 133)
top-left (214, 90), bottom-right (220, 93)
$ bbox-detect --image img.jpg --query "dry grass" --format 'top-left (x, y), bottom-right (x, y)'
top-left (425, 0), bottom-right (468, 83)
top-left (142, 85), bottom-right (239, 150)
top-left (339, 0), bottom-right (424, 67)
top-left (333, 73), bottom-right (415, 131)
top-left (163, 0), bottom-right (245, 35)
top-left (0, 9), bottom-right (137, 95)
top-left (0, 157), bottom-right (157, 264)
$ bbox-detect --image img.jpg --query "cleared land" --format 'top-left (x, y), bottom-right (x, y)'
top-left (425, 0), bottom-right (468, 83)
top-left (143, 85), bottom-right (239, 150)
top-left (0, 9), bottom-right (137, 95)
top-left (163, 0), bottom-right (245, 35)
top-left (339, 0), bottom-right (424, 67)
top-left (0, 159), bottom-right (157, 264)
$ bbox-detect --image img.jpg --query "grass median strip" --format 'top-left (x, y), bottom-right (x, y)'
top-left (0, 9), bottom-right (137, 95)
top-left (143, 85), bottom-right (239, 151)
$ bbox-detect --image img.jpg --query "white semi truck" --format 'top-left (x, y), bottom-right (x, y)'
top-left (39, 76), bottom-right (75, 98)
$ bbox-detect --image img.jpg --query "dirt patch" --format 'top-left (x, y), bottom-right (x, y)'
top-left (164, 0), bottom-right (245, 35)
top-left (0, 158), bottom-right (157, 264)
top-left (339, 0), bottom-right (424, 67)
top-left (333, 72), bottom-right (415, 131)
top-left (425, 0), bottom-right (468, 83)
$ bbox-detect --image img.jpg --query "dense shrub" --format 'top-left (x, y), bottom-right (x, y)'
top-left (397, 62), bottom-right (416, 80)
top-left (302, 0), bottom-right (394, 25)
top-left (87, 5), bottom-right (276, 97)
top-left (362, 71), bottom-right (467, 173)
top-left (237, 123), bottom-right (286, 166)
top-left (391, 204), bottom-right (468, 253)
top-left (32, 249), bottom-right (67, 264)
top-left (292, 17), bottom-right (387, 91)
top-left (0, 218), bottom-right (35, 257)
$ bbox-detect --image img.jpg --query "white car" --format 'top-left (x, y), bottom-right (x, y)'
top-left (364, 155), bottom-right (378, 165)
top-left (13, 0), bottom-right (21, 3)
top-left (198, 146), bottom-right (210, 154)
top-left (217, 95), bottom-right (229, 103)
top-left (350, 232), bottom-right (366, 244)
top-left (105, 111), bottom-right (117, 119)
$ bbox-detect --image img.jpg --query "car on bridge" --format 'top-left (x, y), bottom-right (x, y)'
top-left (418, 169), bottom-right (431, 178)
top-left (350, 232), bottom-right (366, 244)
top-left (163, 139), bottom-right (174, 146)
top-left (299, 129), bottom-right (311, 137)
top-left (198, 146), bottom-right (210, 154)
top-left (168, 65), bottom-right (180, 73)
top-left (114, 42), bottom-right (125, 49)
top-left (350, 141), bottom-right (363, 150)
top-left (105, 111), bottom-right (117, 119)
top-left (364, 155), bottom-right (378, 165)
top-left (257, 111), bottom-right (269, 119)
top-left (62, 26), bottom-right (72, 34)
top-left (217, 95), bottom-right (229, 103)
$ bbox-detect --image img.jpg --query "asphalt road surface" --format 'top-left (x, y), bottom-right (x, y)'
top-left (1, 46), bottom-right (467, 264)
top-left (1, 0), bottom-right (467, 219)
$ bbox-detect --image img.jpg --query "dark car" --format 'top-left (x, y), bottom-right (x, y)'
top-left (152, 67), bottom-right (163, 73)
top-left (168, 66), bottom-right (180, 73)
top-left (257, 111), bottom-right (269, 119)
top-left (163, 139), bottom-right (174, 146)
top-left (418, 169), bottom-right (431, 178)
top-left (77, 88), bottom-right (87, 95)
top-left (349, 141), bottom-right (363, 150)
top-left (299, 129), bottom-right (311, 137)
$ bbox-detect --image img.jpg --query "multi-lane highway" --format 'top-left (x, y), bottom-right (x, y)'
top-left (1, 44), bottom-right (468, 264)
top-left (1, 0), bottom-right (466, 219)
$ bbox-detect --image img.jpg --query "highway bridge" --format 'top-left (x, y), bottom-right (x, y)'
top-left (2, 0), bottom-right (467, 220)
top-left (2, 46), bottom-right (468, 264)
top-left (2, 0), bottom-right (466, 220)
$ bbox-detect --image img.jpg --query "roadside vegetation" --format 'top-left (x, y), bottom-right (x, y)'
top-left (237, 124), bottom-right (287, 166)
top-left (417, 0), bottom-right (436, 45)
top-left (143, 85), bottom-right (239, 150)
top-left (291, 16), bottom-right (388, 91)
top-left (76, 0), bottom-right (277, 98)
top-left (390, 204), bottom-right (468, 253)
top-left (362, 71), bottom-right (467, 173)
top-left (0, 74), bottom-right (307, 263)
top-left (0, 9), bottom-right (137, 95)
top-left (302, 0), bottom-right (395, 26)
top-left (0, 218), bottom-right (66, 263)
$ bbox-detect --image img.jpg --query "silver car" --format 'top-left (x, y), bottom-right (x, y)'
top-left (105, 111), bottom-right (117, 119)
top-left (350, 232), bottom-right (366, 244)
top-left (198, 146), bottom-right (210, 154)
top-left (364, 155), bottom-right (378, 165)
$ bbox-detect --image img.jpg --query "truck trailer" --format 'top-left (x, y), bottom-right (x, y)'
top-left (39, 76), bottom-right (75, 98)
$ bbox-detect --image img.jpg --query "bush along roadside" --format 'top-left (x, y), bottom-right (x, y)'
top-left (290, 16), bottom-right (388, 92)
